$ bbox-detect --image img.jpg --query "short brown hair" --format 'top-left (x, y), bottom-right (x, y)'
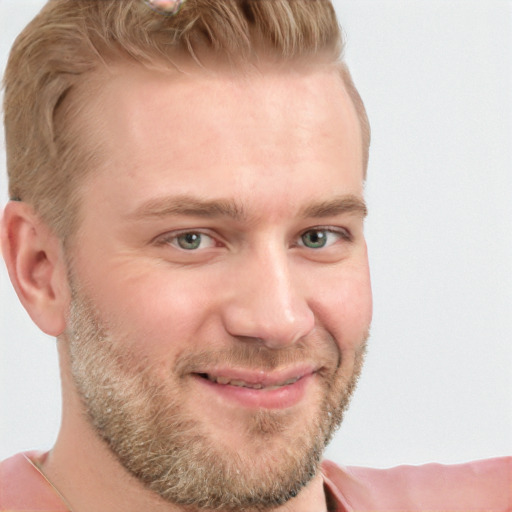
top-left (3, 0), bottom-right (370, 239)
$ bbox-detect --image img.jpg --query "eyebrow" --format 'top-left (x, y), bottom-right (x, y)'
top-left (130, 195), bottom-right (246, 221)
top-left (299, 195), bottom-right (368, 219)
top-left (129, 194), bottom-right (367, 221)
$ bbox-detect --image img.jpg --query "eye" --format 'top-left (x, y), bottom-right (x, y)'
top-left (162, 231), bottom-right (217, 251)
top-left (299, 228), bottom-right (350, 249)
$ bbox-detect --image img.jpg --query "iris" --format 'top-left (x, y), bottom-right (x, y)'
top-left (177, 232), bottom-right (202, 250)
top-left (301, 230), bottom-right (328, 249)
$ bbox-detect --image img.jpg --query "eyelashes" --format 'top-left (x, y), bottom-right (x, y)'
top-left (155, 226), bottom-right (353, 252)
top-left (155, 230), bottom-right (218, 251)
top-left (298, 228), bottom-right (352, 249)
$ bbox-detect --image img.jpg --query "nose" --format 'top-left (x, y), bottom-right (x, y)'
top-left (221, 248), bottom-right (315, 349)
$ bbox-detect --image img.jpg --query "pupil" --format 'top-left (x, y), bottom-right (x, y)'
top-left (179, 233), bottom-right (200, 249)
top-left (304, 230), bottom-right (326, 248)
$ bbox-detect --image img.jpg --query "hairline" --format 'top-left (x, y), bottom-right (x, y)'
top-left (57, 53), bottom-right (367, 247)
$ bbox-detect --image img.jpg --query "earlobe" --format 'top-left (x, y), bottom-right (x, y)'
top-left (1, 201), bottom-right (70, 336)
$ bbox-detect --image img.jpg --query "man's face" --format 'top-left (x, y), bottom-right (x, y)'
top-left (63, 62), bottom-right (372, 509)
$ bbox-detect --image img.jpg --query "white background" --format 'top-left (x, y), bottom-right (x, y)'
top-left (1, 0), bottom-right (511, 467)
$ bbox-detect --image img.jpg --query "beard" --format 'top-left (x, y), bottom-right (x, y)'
top-left (66, 284), bottom-right (367, 511)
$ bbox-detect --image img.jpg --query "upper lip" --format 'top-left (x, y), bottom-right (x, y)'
top-left (194, 364), bottom-right (318, 387)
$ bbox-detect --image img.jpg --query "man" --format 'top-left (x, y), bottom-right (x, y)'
top-left (0, 1), bottom-right (509, 511)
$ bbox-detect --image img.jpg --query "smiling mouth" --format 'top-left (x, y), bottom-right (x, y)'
top-left (196, 373), bottom-right (303, 391)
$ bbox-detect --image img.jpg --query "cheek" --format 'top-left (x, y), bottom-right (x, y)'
top-left (128, 285), bottom-right (212, 352)
top-left (78, 263), bottom-right (217, 360)
top-left (311, 263), bottom-right (372, 350)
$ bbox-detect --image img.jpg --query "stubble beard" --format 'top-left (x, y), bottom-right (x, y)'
top-left (66, 287), bottom-right (367, 511)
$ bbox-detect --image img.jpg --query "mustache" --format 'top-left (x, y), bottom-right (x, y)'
top-left (174, 336), bottom-right (341, 377)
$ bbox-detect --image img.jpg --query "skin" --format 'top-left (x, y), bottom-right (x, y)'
top-left (1, 59), bottom-right (372, 511)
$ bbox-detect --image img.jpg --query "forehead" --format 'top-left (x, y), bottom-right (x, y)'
top-left (78, 61), bottom-right (364, 219)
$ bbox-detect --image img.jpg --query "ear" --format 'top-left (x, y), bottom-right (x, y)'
top-left (1, 201), bottom-right (70, 336)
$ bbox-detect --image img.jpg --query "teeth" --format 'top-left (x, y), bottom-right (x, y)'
top-left (205, 375), bottom-right (300, 389)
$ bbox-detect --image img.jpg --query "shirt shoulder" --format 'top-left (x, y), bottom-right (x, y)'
top-left (0, 451), bottom-right (69, 511)
top-left (321, 457), bottom-right (512, 512)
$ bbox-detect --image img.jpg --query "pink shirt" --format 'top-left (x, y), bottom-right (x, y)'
top-left (1, 452), bottom-right (510, 511)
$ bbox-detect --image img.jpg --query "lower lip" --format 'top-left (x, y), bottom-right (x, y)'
top-left (194, 374), bottom-right (313, 410)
